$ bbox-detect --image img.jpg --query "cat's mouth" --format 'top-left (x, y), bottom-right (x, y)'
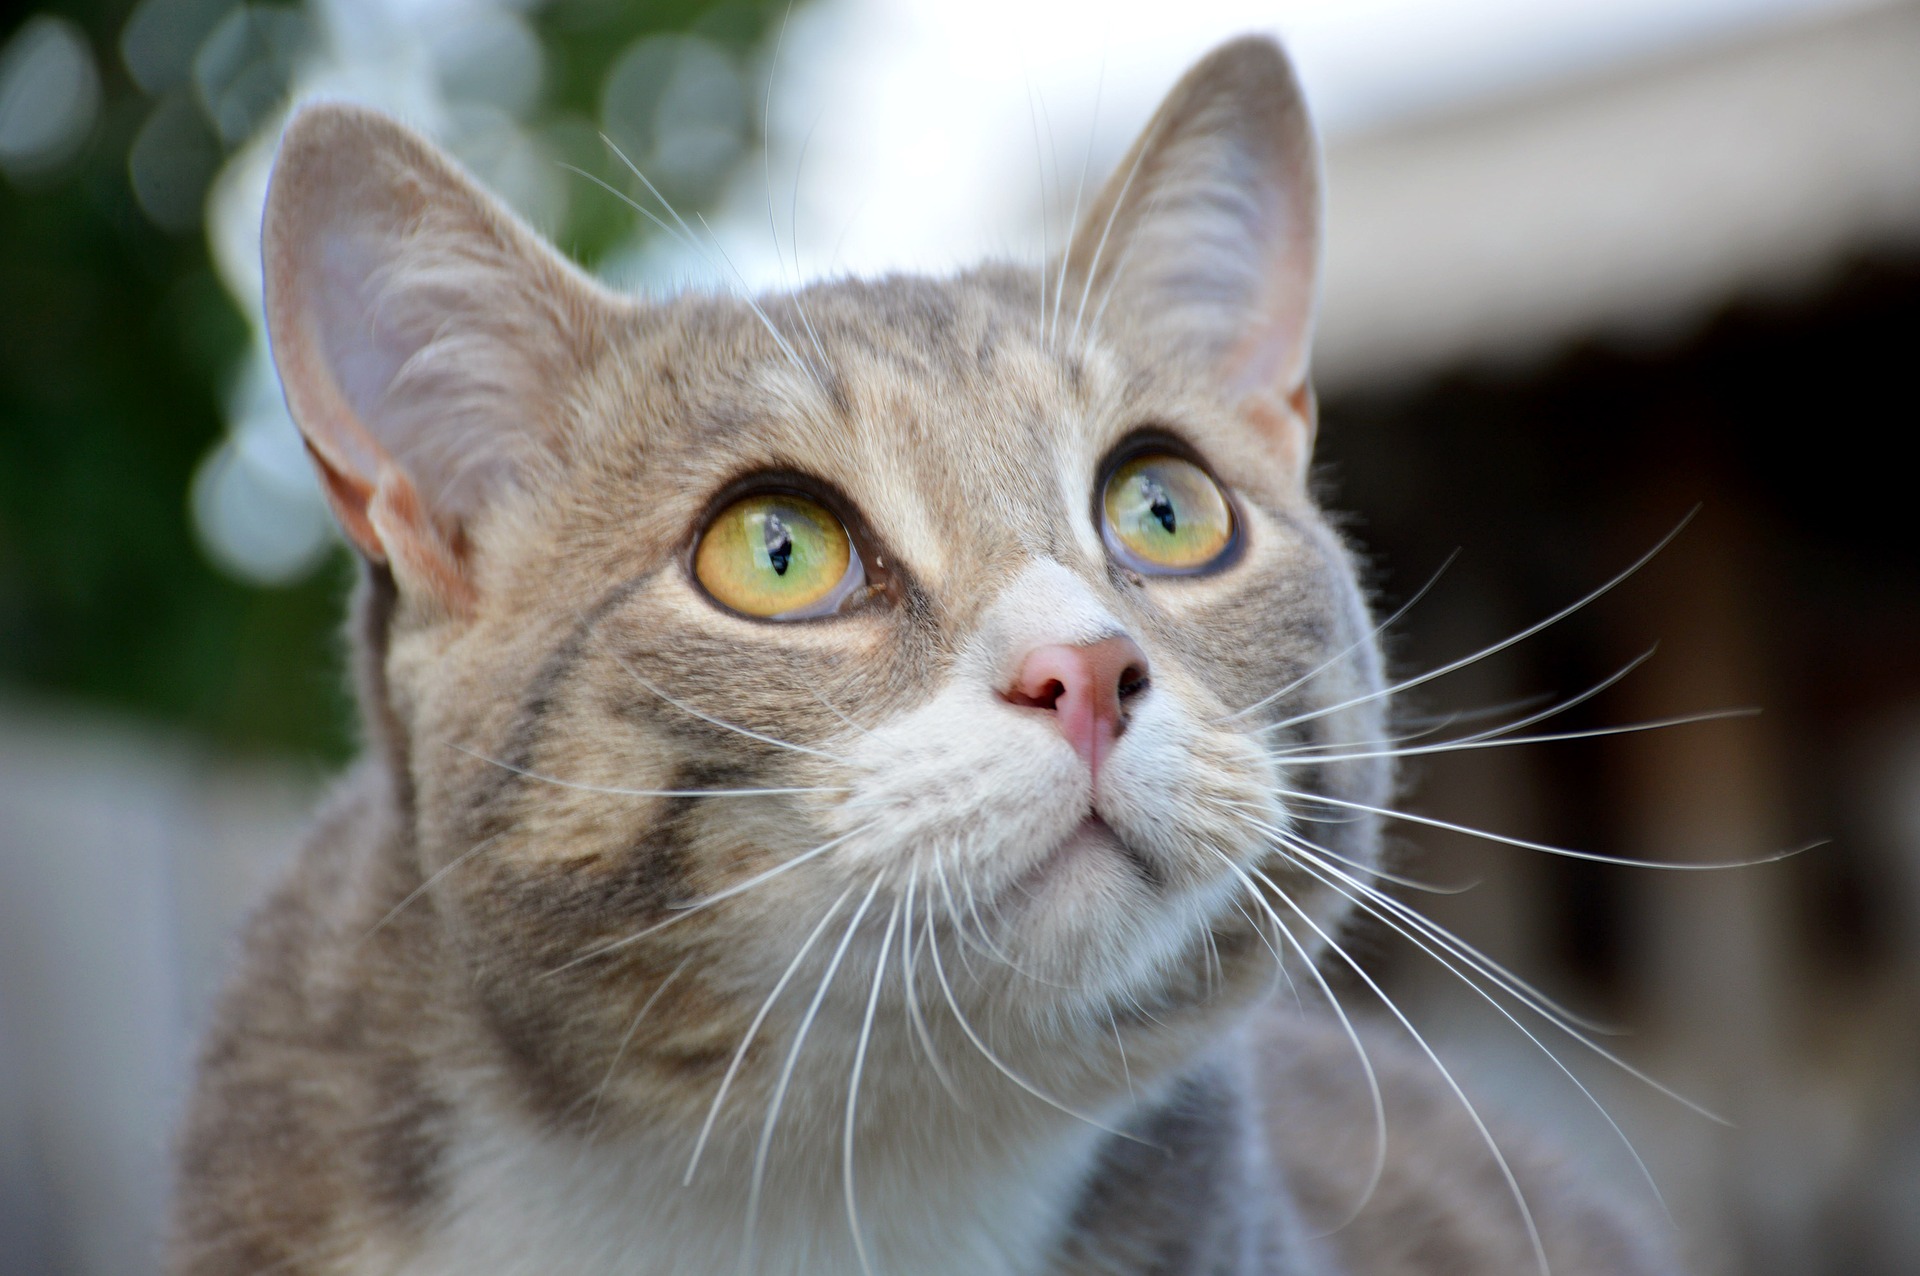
top-left (1015, 814), bottom-right (1163, 900)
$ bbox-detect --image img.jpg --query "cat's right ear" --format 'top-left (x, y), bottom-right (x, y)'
top-left (263, 103), bottom-right (620, 618)
top-left (1060, 37), bottom-right (1322, 462)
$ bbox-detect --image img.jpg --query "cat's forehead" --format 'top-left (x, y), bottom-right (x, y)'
top-left (593, 268), bottom-right (1226, 587)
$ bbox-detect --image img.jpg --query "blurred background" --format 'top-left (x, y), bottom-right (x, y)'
top-left (1, 0), bottom-right (1917, 1271)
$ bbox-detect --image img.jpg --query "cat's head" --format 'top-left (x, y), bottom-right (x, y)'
top-left (265, 36), bottom-right (1388, 1151)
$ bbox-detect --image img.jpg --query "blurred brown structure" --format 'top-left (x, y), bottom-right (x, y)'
top-left (1310, 5), bottom-right (1920, 1273)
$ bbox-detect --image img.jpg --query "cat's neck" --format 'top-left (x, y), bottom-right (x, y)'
top-left (383, 1037), bottom-right (1285, 1275)
top-left (403, 1081), bottom-right (1106, 1274)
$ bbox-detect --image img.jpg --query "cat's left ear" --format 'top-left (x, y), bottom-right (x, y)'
top-left (1060, 36), bottom-right (1321, 448)
top-left (264, 103), bottom-right (622, 618)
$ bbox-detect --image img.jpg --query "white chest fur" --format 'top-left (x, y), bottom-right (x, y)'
top-left (381, 1100), bottom-right (1109, 1276)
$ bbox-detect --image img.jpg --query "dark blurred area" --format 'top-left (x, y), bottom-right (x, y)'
top-left (1317, 250), bottom-right (1920, 1276)
top-left (2, 0), bottom-right (1917, 1273)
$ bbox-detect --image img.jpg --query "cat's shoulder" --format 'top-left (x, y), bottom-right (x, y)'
top-left (1254, 1009), bottom-right (1683, 1276)
top-left (170, 761), bottom-right (446, 1276)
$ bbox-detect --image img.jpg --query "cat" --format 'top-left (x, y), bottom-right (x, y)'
top-left (169, 35), bottom-right (1681, 1276)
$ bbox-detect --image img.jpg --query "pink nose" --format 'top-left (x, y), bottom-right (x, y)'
top-left (1002, 636), bottom-right (1151, 783)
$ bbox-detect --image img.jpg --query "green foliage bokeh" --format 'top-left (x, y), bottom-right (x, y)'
top-left (0, 0), bottom-right (795, 762)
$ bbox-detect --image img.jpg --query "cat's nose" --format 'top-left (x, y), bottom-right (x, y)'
top-left (1002, 636), bottom-right (1151, 782)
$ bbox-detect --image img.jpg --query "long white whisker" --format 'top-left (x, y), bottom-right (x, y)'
top-left (1051, 57), bottom-right (1103, 351)
top-left (1069, 87), bottom-right (1169, 347)
top-left (585, 958), bottom-right (691, 1136)
top-left (1276, 786), bottom-right (1813, 871)
top-left (744, 876), bottom-right (882, 1261)
top-left (925, 908), bottom-right (1144, 1143)
top-left (901, 871), bottom-right (965, 1105)
top-left (1285, 833), bottom-right (1725, 1121)
top-left (1270, 647), bottom-right (1657, 757)
top-left (543, 824), bottom-right (873, 977)
top-left (359, 833), bottom-right (502, 944)
top-left (1220, 549), bottom-right (1460, 724)
top-left (1251, 861), bottom-right (1551, 1276)
top-left (1258, 517), bottom-right (1698, 738)
top-left (687, 883), bottom-right (856, 1186)
top-left (560, 162), bottom-right (704, 258)
top-left (1206, 849), bottom-right (1387, 1229)
top-left (1286, 850), bottom-right (1675, 1219)
top-left (593, 639), bottom-right (852, 765)
top-left (784, 108), bottom-right (834, 373)
top-left (451, 744), bottom-right (845, 800)
top-left (1237, 807), bottom-right (1616, 1037)
top-left (1026, 79), bottom-right (1052, 344)
top-left (1281, 708), bottom-right (1759, 766)
top-left (1228, 810), bottom-right (1478, 896)
top-left (844, 896), bottom-right (901, 1276)
top-left (595, 133), bottom-right (816, 386)
top-left (696, 211), bottom-right (821, 385)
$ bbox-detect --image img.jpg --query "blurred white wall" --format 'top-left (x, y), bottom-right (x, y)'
top-left (0, 704), bottom-right (311, 1276)
top-left (686, 0), bottom-right (1920, 391)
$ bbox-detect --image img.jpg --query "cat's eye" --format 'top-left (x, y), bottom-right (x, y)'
top-left (694, 492), bottom-right (863, 619)
top-left (1101, 452), bottom-right (1236, 574)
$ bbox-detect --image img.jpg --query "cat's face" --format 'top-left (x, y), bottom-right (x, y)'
top-left (266, 38), bottom-right (1387, 1150)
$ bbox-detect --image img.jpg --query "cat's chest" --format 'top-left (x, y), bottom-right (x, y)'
top-left (377, 1104), bottom-right (1100, 1276)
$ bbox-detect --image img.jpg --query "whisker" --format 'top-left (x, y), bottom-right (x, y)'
top-left (697, 211), bottom-right (824, 385)
top-left (783, 108), bottom-right (835, 374)
top-left (1247, 862), bottom-right (1551, 1276)
top-left (1069, 91), bottom-right (1169, 349)
top-left (687, 883), bottom-right (856, 1186)
top-left (590, 634), bottom-right (852, 765)
top-left (1204, 848), bottom-right (1387, 1230)
top-left (594, 130), bottom-right (820, 388)
top-left (901, 870), bottom-right (965, 1105)
top-left (1269, 647), bottom-right (1657, 758)
top-left (560, 162), bottom-right (704, 259)
top-left (744, 877), bottom-right (882, 1260)
top-left (1283, 850), bottom-right (1675, 1221)
top-left (1108, 1008), bottom-right (1135, 1106)
top-left (1279, 707), bottom-right (1759, 767)
top-left (925, 907), bottom-right (1146, 1144)
top-left (452, 744), bottom-right (845, 800)
top-left (358, 833), bottom-right (502, 945)
top-left (584, 957), bottom-right (691, 1137)
top-left (1220, 549), bottom-right (1459, 725)
top-left (1256, 515), bottom-right (1698, 739)
top-left (541, 823), bottom-right (874, 978)
top-left (1050, 57), bottom-right (1103, 351)
top-left (1227, 807), bottom-right (1477, 896)
top-left (1283, 834), bottom-right (1726, 1120)
top-left (1026, 78), bottom-right (1052, 343)
top-left (845, 896), bottom-right (902, 1276)
top-left (1275, 786), bottom-right (1815, 872)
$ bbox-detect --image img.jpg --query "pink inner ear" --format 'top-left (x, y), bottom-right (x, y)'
top-left (314, 225), bottom-right (411, 461)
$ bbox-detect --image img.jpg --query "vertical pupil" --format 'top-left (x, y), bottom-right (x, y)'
top-left (1141, 476), bottom-right (1177, 534)
top-left (763, 511), bottom-right (793, 575)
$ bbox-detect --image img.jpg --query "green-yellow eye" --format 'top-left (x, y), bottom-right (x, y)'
top-left (695, 492), bottom-right (856, 618)
top-left (1101, 453), bottom-right (1235, 573)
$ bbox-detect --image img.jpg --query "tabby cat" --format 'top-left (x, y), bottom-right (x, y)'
top-left (170, 35), bottom-right (1679, 1276)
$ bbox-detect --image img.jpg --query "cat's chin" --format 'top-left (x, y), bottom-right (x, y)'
top-left (1015, 814), bottom-right (1160, 900)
